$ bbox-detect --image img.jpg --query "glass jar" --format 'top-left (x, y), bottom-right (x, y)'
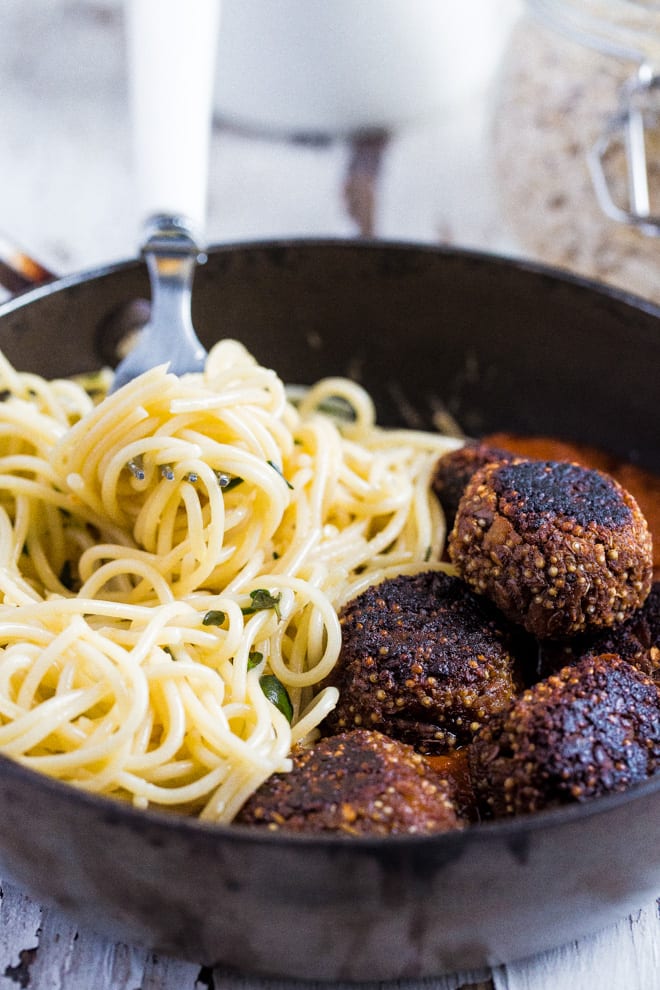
top-left (527, 0), bottom-right (660, 232)
top-left (491, 4), bottom-right (660, 304)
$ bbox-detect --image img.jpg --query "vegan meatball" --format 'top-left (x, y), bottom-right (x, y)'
top-left (535, 581), bottom-right (660, 683)
top-left (449, 459), bottom-right (653, 639)
top-left (431, 441), bottom-right (514, 530)
top-left (582, 582), bottom-right (660, 681)
top-left (469, 653), bottom-right (660, 818)
top-left (323, 570), bottom-right (522, 753)
top-left (235, 729), bottom-right (463, 835)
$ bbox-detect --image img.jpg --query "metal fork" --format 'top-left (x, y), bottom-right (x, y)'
top-left (110, 214), bottom-right (207, 392)
top-left (112, 0), bottom-right (220, 392)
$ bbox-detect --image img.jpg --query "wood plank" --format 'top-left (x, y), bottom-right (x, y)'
top-left (492, 900), bottom-right (660, 990)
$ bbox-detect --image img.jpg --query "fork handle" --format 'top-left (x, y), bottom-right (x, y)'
top-left (125, 0), bottom-right (221, 236)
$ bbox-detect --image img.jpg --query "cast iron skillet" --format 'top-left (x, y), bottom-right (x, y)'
top-left (0, 240), bottom-right (657, 982)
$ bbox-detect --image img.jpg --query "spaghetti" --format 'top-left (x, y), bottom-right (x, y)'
top-left (0, 340), bottom-right (461, 822)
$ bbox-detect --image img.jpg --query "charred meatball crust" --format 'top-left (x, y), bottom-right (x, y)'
top-left (431, 441), bottom-right (514, 530)
top-left (235, 729), bottom-right (462, 835)
top-left (323, 570), bottom-right (522, 753)
top-left (469, 653), bottom-right (660, 818)
top-left (449, 460), bottom-right (653, 639)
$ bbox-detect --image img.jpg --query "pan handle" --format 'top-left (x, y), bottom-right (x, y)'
top-left (0, 232), bottom-right (56, 296)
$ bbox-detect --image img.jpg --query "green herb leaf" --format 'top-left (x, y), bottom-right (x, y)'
top-left (424, 545), bottom-right (432, 562)
top-left (241, 588), bottom-right (282, 619)
top-left (267, 460), bottom-right (293, 490)
top-left (259, 674), bottom-right (293, 723)
top-left (315, 395), bottom-right (357, 421)
top-left (247, 651), bottom-right (264, 670)
top-left (202, 609), bottom-right (226, 626)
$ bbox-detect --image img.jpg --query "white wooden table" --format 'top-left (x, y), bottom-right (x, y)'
top-left (0, 3), bottom-right (658, 988)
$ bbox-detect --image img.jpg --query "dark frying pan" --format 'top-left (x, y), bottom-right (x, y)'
top-left (0, 240), bottom-right (658, 982)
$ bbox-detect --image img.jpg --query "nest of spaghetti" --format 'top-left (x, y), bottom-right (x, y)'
top-left (0, 342), bottom-right (462, 823)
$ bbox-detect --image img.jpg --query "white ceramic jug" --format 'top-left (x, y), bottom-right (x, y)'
top-left (213, 0), bottom-right (522, 135)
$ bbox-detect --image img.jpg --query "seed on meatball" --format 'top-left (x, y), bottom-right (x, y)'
top-left (235, 729), bottom-right (463, 835)
top-left (468, 653), bottom-right (660, 818)
top-left (449, 460), bottom-right (653, 639)
top-left (322, 570), bottom-right (522, 753)
top-left (431, 441), bottom-right (514, 530)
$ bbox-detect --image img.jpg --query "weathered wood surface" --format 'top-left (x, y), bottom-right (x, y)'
top-left (0, 2), bottom-right (658, 988)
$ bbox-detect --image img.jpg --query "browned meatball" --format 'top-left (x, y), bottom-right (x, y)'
top-left (449, 460), bottom-right (653, 639)
top-left (431, 441), bottom-right (514, 530)
top-left (235, 729), bottom-right (463, 835)
top-left (468, 653), bottom-right (660, 818)
top-left (534, 581), bottom-right (660, 683)
top-left (322, 570), bottom-right (522, 753)
top-left (581, 582), bottom-right (660, 680)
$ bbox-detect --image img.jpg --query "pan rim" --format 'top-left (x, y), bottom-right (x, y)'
top-left (1, 236), bottom-right (659, 324)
